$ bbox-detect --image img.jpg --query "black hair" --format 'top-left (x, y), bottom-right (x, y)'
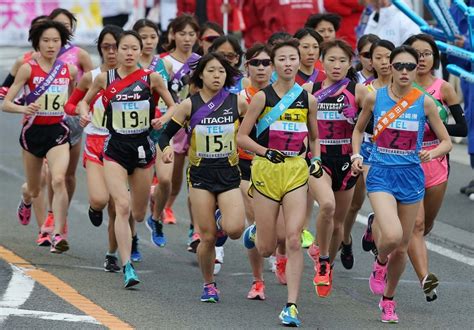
top-left (208, 35), bottom-right (244, 67)
top-left (28, 19), bottom-right (71, 51)
top-left (357, 33), bottom-right (380, 53)
top-left (132, 18), bottom-right (160, 35)
top-left (118, 30), bottom-right (143, 49)
top-left (270, 38), bottom-right (301, 62)
top-left (200, 21), bottom-right (224, 37)
top-left (320, 39), bottom-right (358, 81)
top-left (294, 28), bottom-right (323, 45)
top-left (403, 33), bottom-right (440, 70)
top-left (190, 52), bottom-right (241, 89)
top-left (31, 15), bottom-right (48, 27)
top-left (305, 13), bottom-right (341, 31)
top-left (97, 25), bottom-right (123, 58)
top-left (245, 43), bottom-right (272, 61)
top-left (267, 31), bottom-right (292, 47)
top-left (369, 39), bottom-right (395, 78)
top-left (167, 14), bottom-right (199, 51)
top-left (49, 8), bottom-right (77, 32)
top-left (390, 45), bottom-right (419, 64)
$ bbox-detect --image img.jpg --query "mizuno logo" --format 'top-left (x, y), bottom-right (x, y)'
top-left (222, 107), bottom-right (232, 115)
top-left (295, 101), bottom-right (304, 108)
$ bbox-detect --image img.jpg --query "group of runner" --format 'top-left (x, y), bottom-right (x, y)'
top-left (0, 8), bottom-right (467, 327)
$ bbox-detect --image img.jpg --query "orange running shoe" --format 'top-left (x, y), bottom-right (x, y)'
top-left (163, 207), bottom-right (176, 224)
top-left (313, 259), bottom-right (331, 286)
top-left (41, 212), bottom-right (54, 234)
top-left (275, 255), bottom-right (287, 285)
top-left (315, 264), bottom-right (333, 298)
top-left (247, 280), bottom-right (266, 300)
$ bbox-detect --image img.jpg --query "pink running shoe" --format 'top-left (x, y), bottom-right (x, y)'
top-left (307, 243), bottom-right (320, 266)
top-left (247, 280), bottom-right (266, 300)
top-left (41, 212), bottom-right (55, 234)
top-left (275, 255), bottom-right (287, 285)
top-left (379, 298), bottom-right (399, 323)
top-left (163, 207), bottom-right (176, 224)
top-left (36, 232), bottom-right (51, 247)
top-left (50, 234), bottom-right (69, 254)
top-left (369, 258), bottom-right (387, 295)
top-left (17, 199), bottom-right (32, 226)
top-left (0, 86), bottom-right (8, 100)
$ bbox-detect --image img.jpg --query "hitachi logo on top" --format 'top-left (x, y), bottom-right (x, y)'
top-left (200, 116), bottom-right (233, 124)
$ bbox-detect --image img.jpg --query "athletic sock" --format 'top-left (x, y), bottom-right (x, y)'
top-left (286, 303), bottom-right (297, 308)
top-left (382, 295), bottom-right (394, 301)
top-left (106, 252), bottom-right (118, 258)
top-left (319, 256), bottom-right (330, 263)
top-left (376, 257), bottom-right (388, 266)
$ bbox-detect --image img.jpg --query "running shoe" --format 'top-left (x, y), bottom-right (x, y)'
top-left (163, 207), bottom-right (176, 224)
top-left (316, 264), bottom-right (333, 298)
top-left (0, 86), bottom-right (9, 100)
top-left (214, 208), bottom-right (228, 247)
top-left (123, 262), bottom-right (140, 288)
top-left (17, 199), bottom-right (32, 226)
top-left (275, 255), bottom-right (287, 285)
top-left (279, 305), bottom-right (301, 327)
top-left (267, 255), bottom-right (277, 273)
top-left (362, 212), bottom-right (375, 252)
top-left (369, 258), bottom-right (387, 295)
top-left (188, 232), bottom-right (200, 253)
top-left (460, 179), bottom-right (474, 194)
top-left (247, 280), bottom-right (265, 300)
top-left (340, 237), bottom-right (354, 270)
top-left (421, 273), bottom-right (439, 302)
top-left (307, 244), bottom-right (320, 266)
top-left (214, 246), bottom-right (224, 275)
top-left (131, 235), bottom-right (142, 262)
top-left (36, 232), bottom-right (51, 247)
top-left (313, 259), bottom-right (331, 286)
top-left (41, 212), bottom-right (54, 234)
top-left (50, 234), bottom-right (69, 254)
top-left (88, 207), bottom-right (103, 227)
top-left (301, 229), bottom-right (314, 249)
top-left (145, 215), bottom-right (166, 247)
top-left (243, 224), bottom-right (256, 249)
top-left (200, 282), bottom-right (219, 303)
top-left (104, 255), bottom-right (121, 273)
top-left (379, 298), bottom-right (399, 323)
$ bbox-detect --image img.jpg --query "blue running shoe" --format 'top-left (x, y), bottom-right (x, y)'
top-left (243, 224), bottom-right (256, 249)
top-left (215, 209), bottom-right (228, 247)
top-left (200, 282), bottom-right (219, 303)
top-left (131, 235), bottom-right (142, 262)
top-left (123, 261), bottom-right (140, 288)
top-left (146, 215), bottom-right (166, 247)
top-left (279, 305), bottom-right (301, 327)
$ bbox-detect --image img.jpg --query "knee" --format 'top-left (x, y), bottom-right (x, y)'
top-left (51, 175), bottom-right (66, 190)
top-left (89, 196), bottom-right (108, 211)
top-left (227, 223), bottom-right (244, 240)
top-left (200, 230), bottom-right (217, 245)
top-left (424, 222), bottom-right (434, 235)
top-left (318, 199), bottom-right (335, 219)
top-left (348, 199), bottom-right (363, 215)
top-left (286, 232), bottom-right (301, 252)
top-left (380, 231), bottom-right (403, 249)
top-left (114, 199), bottom-right (130, 218)
top-left (157, 178), bottom-right (172, 191)
top-left (412, 216), bottom-right (425, 236)
top-left (256, 242), bottom-right (276, 258)
top-left (132, 210), bottom-right (146, 223)
top-left (65, 173), bottom-right (75, 184)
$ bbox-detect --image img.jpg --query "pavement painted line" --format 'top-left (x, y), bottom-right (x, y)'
top-left (0, 245), bottom-right (133, 329)
top-left (0, 308), bottom-right (100, 324)
top-left (354, 214), bottom-right (474, 267)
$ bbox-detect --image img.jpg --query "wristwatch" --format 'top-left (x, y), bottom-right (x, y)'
top-left (350, 153), bottom-right (364, 162)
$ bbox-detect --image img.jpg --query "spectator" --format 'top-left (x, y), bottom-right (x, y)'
top-left (324, 0), bottom-right (365, 48)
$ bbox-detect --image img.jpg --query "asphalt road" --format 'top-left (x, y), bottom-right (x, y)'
top-left (0, 48), bottom-right (473, 329)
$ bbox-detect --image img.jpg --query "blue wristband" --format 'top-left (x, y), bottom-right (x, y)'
top-left (311, 156), bottom-right (321, 163)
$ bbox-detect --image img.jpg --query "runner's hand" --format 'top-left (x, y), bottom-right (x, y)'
top-left (419, 149), bottom-right (432, 163)
top-left (351, 158), bottom-right (363, 176)
top-left (264, 148), bottom-right (285, 163)
top-left (151, 118), bottom-right (164, 130)
top-left (23, 103), bottom-right (39, 115)
top-left (162, 146), bottom-right (174, 164)
top-left (309, 158), bottom-right (323, 178)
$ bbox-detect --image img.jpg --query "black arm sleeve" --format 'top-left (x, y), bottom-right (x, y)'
top-left (158, 119), bottom-right (183, 151)
top-left (1, 73), bottom-right (15, 88)
top-left (445, 104), bottom-right (467, 137)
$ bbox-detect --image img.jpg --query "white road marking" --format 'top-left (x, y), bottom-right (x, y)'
top-left (0, 308), bottom-right (100, 324)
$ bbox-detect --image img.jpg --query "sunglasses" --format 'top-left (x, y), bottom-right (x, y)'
top-left (359, 51), bottom-right (371, 59)
top-left (392, 62), bottom-right (417, 72)
top-left (101, 43), bottom-right (117, 51)
top-left (247, 58), bottom-right (272, 67)
top-left (202, 35), bottom-right (219, 43)
top-left (219, 52), bottom-right (239, 61)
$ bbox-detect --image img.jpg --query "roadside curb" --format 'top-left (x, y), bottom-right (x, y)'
top-left (428, 221), bottom-right (474, 256)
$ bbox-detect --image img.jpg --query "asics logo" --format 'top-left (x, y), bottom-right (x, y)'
top-left (342, 162), bottom-right (350, 171)
top-left (337, 95), bottom-right (345, 103)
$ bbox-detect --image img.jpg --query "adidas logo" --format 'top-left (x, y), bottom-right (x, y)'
top-left (133, 85), bottom-right (143, 92)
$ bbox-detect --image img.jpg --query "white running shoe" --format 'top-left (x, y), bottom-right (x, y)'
top-left (267, 255), bottom-right (277, 273)
top-left (214, 246), bottom-right (224, 275)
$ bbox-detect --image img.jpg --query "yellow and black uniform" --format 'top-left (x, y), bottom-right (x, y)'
top-left (250, 85), bottom-right (310, 202)
top-left (103, 69), bottom-right (156, 175)
top-left (187, 92), bottom-right (241, 193)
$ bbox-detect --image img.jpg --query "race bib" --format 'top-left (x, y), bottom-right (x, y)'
top-left (111, 100), bottom-right (150, 134)
top-left (317, 110), bottom-right (352, 145)
top-left (268, 121), bottom-right (308, 156)
top-left (195, 123), bottom-right (235, 158)
top-left (36, 84), bottom-right (67, 116)
top-left (91, 97), bottom-right (108, 131)
top-left (376, 118), bottom-right (419, 153)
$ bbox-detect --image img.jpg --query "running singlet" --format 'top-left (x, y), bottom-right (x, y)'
top-left (163, 54), bottom-right (191, 103)
top-left (257, 85), bottom-right (309, 157)
top-left (295, 69), bottom-right (325, 85)
top-left (421, 78), bottom-right (448, 147)
top-left (370, 86), bottom-right (425, 166)
top-left (140, 56), bottom-right (170, 116)
top-left (84, 68), bottom-right (108, 136)
top-left (58, 45), bottom-right (83, 80)
top-left (188, 93), bottom-right (240, 167)
top-left (24, 60), bottom-right (70, 125)
top-left (237, 86), bottom-right (258, 160)
top-left (105, 69), bottom-right (155, 137)
top-left (312, 81), bottom-right (357, 155)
